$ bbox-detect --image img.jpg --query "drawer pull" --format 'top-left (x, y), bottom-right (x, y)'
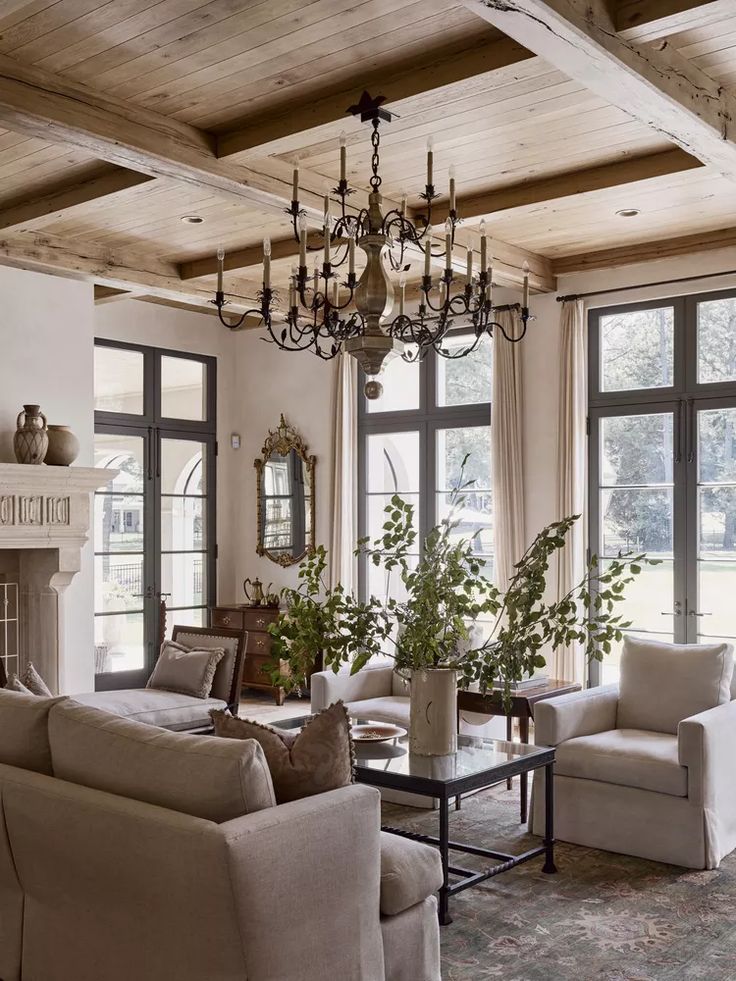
top-left (221, 615), bottom-right (231, 625)
top-left (256, 638), bottom-right (265, 649)
top-left (256, 617), bottom-right (266, 628)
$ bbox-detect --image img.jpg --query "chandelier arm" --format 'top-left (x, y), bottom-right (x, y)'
top-left (213, 288), bottom-right (273, 332)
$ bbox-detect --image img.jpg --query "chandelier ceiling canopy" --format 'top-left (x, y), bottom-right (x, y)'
top-left (212, 92), bottom-right (532, 398)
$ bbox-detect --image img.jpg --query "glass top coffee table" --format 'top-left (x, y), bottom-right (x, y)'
top-left (275, 716), bottom-right (557, 925)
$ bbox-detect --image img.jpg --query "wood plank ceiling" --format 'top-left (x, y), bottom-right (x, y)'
top-left (0, 0), bottom-right (735, 316)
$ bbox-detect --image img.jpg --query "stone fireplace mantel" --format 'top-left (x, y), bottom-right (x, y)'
top-left (0, 463), bottom-right (115, 693)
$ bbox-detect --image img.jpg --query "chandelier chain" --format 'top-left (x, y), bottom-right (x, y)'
top-left (370, 120), bottom-right (382, 193)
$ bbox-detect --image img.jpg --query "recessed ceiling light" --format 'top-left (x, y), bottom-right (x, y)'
top-left (616, 208), bottom-right (640, 218)
top-left (181, 215), bottom-right (205, 224)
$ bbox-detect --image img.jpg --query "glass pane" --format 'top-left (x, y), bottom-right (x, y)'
top-left (368, 494), bottom-right (419, 541)
top-left (94, 555), bottom-right (144, 612)
top-left (699, 487), bottom-right (736, 556)
top-left (699, 407), bottom-right (736, 483)
top-left (436, 333), bottom-right (492, 407)
top-left (160, 440), bottom-right (206, 495)
top-left (365, 357), bottom-right (419, 413)
top-left (94, 433), bottom-right (144, 494)
top-left (367, 432), bottom-right (419, 493)
top-left (697, 297), bottom-right (736, 384)
top-left (436, 426), bottom-right (491, 492)
top-left (698, 562), bottom-right (736, 637)
top-left (437, 490), bottom-right (493, 556)
top-left (160, 355), bottom-right (207, 421)
top-left (95, 612), bottom-right (144, 673)
top-left (367, 555), bottom-right (418, 605)
top-left (162, 552), bottom-right (206, 609)
top-left (164, 608), bottom-right (206, 639)
top-left (161, 496), bottom-right (204, 551)
top-left (94, 494), bottom-right (144, 553)
top-left (94, 346), bottom-right (144, 414)
top-left (600, 306), bottom-right (674, 391)
top-left (601, 558), bottom-right (674, 634)
top-left (601, 414), bottom-right (673, 486)
top-left (601, 488), bottom-right (673, 556)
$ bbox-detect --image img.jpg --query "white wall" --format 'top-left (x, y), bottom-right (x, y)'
top-left (232, 330), bottom-right (337, 595)
top-left (0, 266), bottom-right (95, 693)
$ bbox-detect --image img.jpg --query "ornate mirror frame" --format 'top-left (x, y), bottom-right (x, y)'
top-left (254, 414), bottom-right (316, 567)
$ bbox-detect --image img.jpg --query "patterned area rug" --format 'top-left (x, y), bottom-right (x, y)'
top-left (383, 785), bottom-right (736, 981)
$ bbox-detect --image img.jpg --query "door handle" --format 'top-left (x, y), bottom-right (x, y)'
top-left (688, 611), bottom-right (712, 617)
top-left (674, 401), bottom-right (682, 463)
top-left (147, 427), bottom-right (153, 480)
top-left (155, 428), bottom-right (161, 478)
top-left (686, 398), bottom-right (695, 463)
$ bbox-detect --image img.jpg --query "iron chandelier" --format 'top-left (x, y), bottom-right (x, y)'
top-left (212, 92), bottom-right (532, 398)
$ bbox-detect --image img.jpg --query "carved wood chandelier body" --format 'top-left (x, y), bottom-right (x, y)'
top-left (212, 92), bottom-right (531, 398)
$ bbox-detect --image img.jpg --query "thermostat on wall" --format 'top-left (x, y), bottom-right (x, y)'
top-left (230, 433), bottom-right (241, 450)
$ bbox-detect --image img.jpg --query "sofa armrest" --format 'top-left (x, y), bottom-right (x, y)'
top-left (534, 685), bottom-right (619, 746)
top-left (220, 784), bottom-right (385, 981)
top-left (679, 700), bottom-right (736, 809)
top-left (310, 664), bottom-right (394, 712)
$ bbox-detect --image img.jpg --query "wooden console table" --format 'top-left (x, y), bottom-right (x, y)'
top-left (458, 679), bottom-right (582, 824)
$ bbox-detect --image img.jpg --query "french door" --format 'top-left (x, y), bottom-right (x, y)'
top-left (93, 341), bottom-right (216, 690)
top-left (589, 291), bottom-right (736, 684)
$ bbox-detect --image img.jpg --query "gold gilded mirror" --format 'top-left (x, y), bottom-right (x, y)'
top-left (254, 415), bottom-right (316, 567)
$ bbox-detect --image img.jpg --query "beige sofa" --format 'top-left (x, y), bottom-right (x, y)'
top-left (0, 689), bottom-right (442, 981)
top-left (531, 636), bottom-right (736, 869)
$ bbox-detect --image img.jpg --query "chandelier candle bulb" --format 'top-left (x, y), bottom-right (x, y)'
top-left (449, 165), bottom-right (456, 212)
top-left (424, 239), bottom-right (432, 277)
top-left (216, 246), bottom-right (224, 294)
top-left (479, 225), bottom-right (487, 274)
top-left (466, 246), bottom-right (473, 280)
top-left (263, 236), bottom-right (271, 288)
top-left (292, 165), bottom-right (299, 201)
top-left (399, 274), bottom-right (406, 316)
top-left (522, 260), bottom-right (530, 308)
top-left (348, 232), bottom-right (355, 276)
top-left (289, 268), bottom-right (297, 309)
top-left (426, 136), bottom-right (434, 187)
top-left (444, 218), bottom-right (452, 273)
top-left (323, 212), bottom-right (331, 264)
top-left (339, 131), bottom-right (347, 182)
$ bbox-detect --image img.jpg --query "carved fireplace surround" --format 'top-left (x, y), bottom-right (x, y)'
top-left (0, 463), bottom-right (113, 693)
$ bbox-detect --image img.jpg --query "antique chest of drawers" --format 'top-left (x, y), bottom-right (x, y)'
top-left (210, 604), bottom-right (284, 705)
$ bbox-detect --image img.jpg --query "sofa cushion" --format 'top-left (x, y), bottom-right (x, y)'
top-left (617, 636), bottom-right (733, 735)
top-left (379, 831), bottom-right (443, 916)
top-left (72, 689), bottom-right (227, 728)
top-left (211, 701), bottom-right (354, 805)
top-left (345, 696), bottom-right (410, 727)
top-left (147, 639), bottom-right (225, 699)
top-left (5, 674), bottom-right (32, 694)
top-left (555, 728), bottom-right (688, 797)
top-left (49, 700), bottom-right (275, 822)
top-left (173, 630), bottom-right (242, 704)
top-left (0, 689), bottom-right (67, 774)
top-left (21, 662), bottom-right (52, 697)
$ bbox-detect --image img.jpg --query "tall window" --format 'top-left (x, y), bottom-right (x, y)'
top-left (93, 341), bottom-right (216, 690)
top-left (358, 331), bottom-right (492, 602)
top-left (588, 290), bottom-right (736, 684)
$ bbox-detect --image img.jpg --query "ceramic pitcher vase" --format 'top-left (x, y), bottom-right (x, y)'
top-left (409, 668), bottom-right (458, 756)
top-left (13, 404), bottom-right (48, 465)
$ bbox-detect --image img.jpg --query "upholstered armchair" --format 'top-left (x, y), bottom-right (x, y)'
top-left (530, 636), bottom-right (736, 869)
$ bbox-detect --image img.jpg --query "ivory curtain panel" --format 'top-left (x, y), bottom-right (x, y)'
top-left (491, 309), bottom-right (525, 590)
top-left (553, 298), bottom-right (587, 684)
top-left (330, 352), bottom-right (358, 592)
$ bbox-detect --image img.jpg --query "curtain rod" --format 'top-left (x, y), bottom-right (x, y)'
top-left (556, 267), bottom-right (736, 303)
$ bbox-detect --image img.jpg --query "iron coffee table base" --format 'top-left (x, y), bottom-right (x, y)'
top-left (382, 761), bottom-right (557, 925)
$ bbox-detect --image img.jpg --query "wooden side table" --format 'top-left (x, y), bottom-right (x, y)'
top-left (457, 679), bottom-right (582, 823)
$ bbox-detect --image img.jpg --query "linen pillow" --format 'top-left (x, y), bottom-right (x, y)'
top-left (618, 636), bottom-right (734, 734)
top-left (21, 662), bottom-right (52, 697)
top-left (147, 640), bottom-right (224, 699)
top-left (210, 701), bottom-right (354, 804)
top-left (6, 674), bottom-right (32, 694)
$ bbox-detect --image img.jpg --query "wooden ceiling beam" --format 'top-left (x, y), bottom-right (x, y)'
top-left (0, 54), bottom-right (379, 220)
top-left (216, 37), bottom-right (536, 160)
top-left (0, 231), bottom-right (261, 320)
top-left (459, 0), bottom-right (736, 180)
top-left (0, 165), bottom-right (153, 233)
top-left (93, 285), bottom-right (134, 304)
top-left (553, 225), bottom-right (736, 273)
top-left (429, 147), bottom-right (704, 225)
top-left (615, 0), bottom-right (736, 42)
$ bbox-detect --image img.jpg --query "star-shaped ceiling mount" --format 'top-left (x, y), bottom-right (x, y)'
top-left (346, 91), bottom-right (394, 124)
